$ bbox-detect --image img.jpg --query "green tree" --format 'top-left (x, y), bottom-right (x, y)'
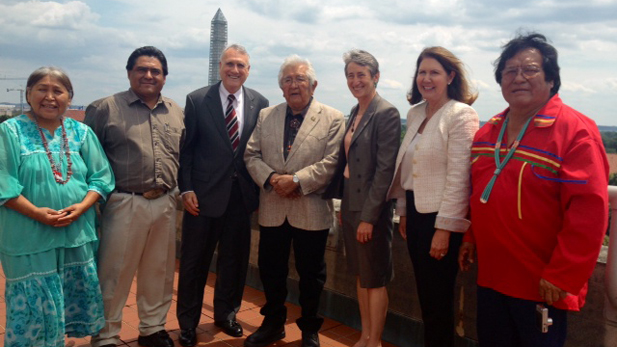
top-left (601, 132), bottom-right (617, 153)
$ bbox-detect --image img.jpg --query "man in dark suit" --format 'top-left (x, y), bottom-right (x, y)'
top-left (177, 44), bottom-right (269, 346)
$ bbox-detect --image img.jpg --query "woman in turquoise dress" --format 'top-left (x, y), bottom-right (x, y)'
top-left (0, 67), bottom-right (115, 347)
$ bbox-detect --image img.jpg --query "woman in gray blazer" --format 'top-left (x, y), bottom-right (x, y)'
top-left (387, 47), bottom-right (479, 347)
top-left (325, 49), bottom-right (400, 347)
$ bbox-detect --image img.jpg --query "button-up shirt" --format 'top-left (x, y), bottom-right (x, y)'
top-left (283, 98), bottom-right (312, 160)
top-left (85, 89), bottom-right (185, 193)
top-left (219, 84), bottom-right (245, 139)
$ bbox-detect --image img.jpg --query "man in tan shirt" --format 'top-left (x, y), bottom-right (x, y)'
top-left (85, 46), bottom-right (184, 347)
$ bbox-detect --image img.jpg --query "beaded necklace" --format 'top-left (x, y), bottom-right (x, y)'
top-left (479, 115), bottom-right (534, 203)
top-left (34, 116), bottom-right (73, 184)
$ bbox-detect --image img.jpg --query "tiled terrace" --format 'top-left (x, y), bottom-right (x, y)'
top-left (0, 261), bottom-right (395, 347)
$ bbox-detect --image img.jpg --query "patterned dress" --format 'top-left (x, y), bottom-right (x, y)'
top-left (0, 115), bottom-right (115, 347)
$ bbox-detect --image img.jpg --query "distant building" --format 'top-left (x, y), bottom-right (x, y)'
top-left (65, 109), bottom-right (86, 122)
top-left (0, 104), bottom-right (15, 116)
top-left (208, 8), bottom-right (228, 86)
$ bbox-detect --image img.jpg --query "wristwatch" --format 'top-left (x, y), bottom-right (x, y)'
top-left (293, 174), bottom-right (299, 183)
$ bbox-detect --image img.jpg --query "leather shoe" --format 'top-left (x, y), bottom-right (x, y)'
top-left (244, 324), bottom-right (285, 347)
top-left (137, 330), bottom-right (174, 347)
top-left (215, 320), bottom-right (243, 337)
top-left (179, 328), bottom-right (197, 347)
top-left (301, 332), bottom-right (320, 347)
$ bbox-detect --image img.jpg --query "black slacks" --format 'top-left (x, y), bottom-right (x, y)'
top-left (477, 286), bottom-right (567, 347)
top-left (258, 219), bottom-right (329, 333)
top-left (406, 190), bottom-right (462, 347)
top-left (177, 181), bottom-right (251, 328)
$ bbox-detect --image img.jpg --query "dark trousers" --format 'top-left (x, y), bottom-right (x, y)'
top-left (177, 181), bottom-right (251, 328)
top-left (258, 219), bottom-right (329, 333)
top-left (477, 286), bottom-right (567, 347)
top-left (406, 191), bottom-right (462, 347)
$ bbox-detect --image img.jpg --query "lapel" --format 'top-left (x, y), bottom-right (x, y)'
top-left (393, 102), bottom-right (426, 173)
top-left (240, 86), bottom-right (256, 143)
top-left (350, 94), bottom-right (381, 146)
top-left (272, 104), bottom-right (287, 164)
top-left (402, 102), bottom-right (427, 149)
top-left (286, 101), bottom-right (321, 163)
top-left (204, 82), bottom-right (231, 150)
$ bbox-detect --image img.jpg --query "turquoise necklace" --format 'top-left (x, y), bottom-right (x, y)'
top-left (480, 115), bottom-right (534, 203)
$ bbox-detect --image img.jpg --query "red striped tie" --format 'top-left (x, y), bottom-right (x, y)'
top-left (225, 94), bottom-right (239, 152)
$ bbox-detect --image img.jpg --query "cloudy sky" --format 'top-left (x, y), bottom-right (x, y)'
top-left (1, 0), bottom-right (616, 124)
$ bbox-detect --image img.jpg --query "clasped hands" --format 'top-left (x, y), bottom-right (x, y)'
top-left (34, 203), bottom-right (87, 227)
top-left (270, 173), bottom-right (301, 199)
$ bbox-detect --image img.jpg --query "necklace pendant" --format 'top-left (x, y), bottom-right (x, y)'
top-left (53, 170), bottom-right (63, 180)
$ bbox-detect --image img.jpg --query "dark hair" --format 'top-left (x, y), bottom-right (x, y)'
top-left (26, 67), bottom-right (74, 104)
top-left (407, 47), bottom-right (477, 106)
top-left (494, 32), bottom-right (560, 96)
top-left (126, 46), bottom-right (168, 76)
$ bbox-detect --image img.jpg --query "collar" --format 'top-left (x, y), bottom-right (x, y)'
top-left (219, 83), bottom-right (243, 105)
top-left (126, 88), bottom-right (166, 108)
top-left (487, 94), bottom-right (561, 128)
top-left (286, 97), bottom-right (313, 118)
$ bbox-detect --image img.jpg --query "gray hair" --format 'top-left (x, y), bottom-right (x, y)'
top-left (220, 44), bottom-right (250, 62)
top-left (26, 66), bottom-right (74, 101)
top-left (343, 49), bottom-right (379, 78)
top-left (278, 54), bottom-right (317, 88)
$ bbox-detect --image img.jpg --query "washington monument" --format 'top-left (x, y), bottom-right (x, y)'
top-left (208, 8), bottom-right (228, 86)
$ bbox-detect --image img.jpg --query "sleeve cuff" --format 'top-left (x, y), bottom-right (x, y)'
top-left (435, 215), bottom-right (470, 232)
top-left (87, 187), bottom-right (108, 201)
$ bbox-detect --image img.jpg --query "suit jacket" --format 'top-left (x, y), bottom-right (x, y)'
top-left (323, 94), bottom-right (400, 225)
top-left (244, 99), bottom-right (345, 231)
top-left (179, 82), bottom-right (269, 217)
top-left (386, 99), bottom-right (478, 232)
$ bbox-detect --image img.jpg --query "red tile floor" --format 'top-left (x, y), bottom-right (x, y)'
top-left (0, 262), bottom-right (395, 347)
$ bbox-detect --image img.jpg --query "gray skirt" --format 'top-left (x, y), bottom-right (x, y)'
top-left (341, 179), bottom-right (394, 288)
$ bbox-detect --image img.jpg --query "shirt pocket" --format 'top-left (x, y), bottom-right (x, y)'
top-left (161, 125), bottom-right (182, 155)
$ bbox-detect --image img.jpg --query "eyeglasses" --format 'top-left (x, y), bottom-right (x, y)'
top-left (283, 75), bottom-right (308, 86)
top-left (134, 67), bottom-right (162, 76)
top-left (501, 65), bottom-right (542, 80)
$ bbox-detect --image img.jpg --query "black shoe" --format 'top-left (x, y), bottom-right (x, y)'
top-left (301, 332), bottom-right (320, 347)
top-left (99, 345), bottom-right (117, 347)
top-left (137, 330), bottom-right (174, 347)
top-left (244, 324), bottom-right (285, 347)
top-left (179, 328), bottom-right (197, 347)
top-left (215, 319), bottom-right (243, 337)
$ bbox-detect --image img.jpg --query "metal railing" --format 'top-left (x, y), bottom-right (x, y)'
top-left (605, 186), bottom-right (617, 321)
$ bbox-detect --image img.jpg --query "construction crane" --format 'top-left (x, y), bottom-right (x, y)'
top-left (1, 77), bottom-right (27, 115)
top-left (6, 88), bottom-right (25, 115)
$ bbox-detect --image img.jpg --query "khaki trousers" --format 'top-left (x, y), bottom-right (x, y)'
top-left (91, 190), bottom-right (177, 347)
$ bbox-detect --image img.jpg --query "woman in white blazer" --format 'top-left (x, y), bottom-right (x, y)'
top-left (387, 47), bottom-right (479, 347)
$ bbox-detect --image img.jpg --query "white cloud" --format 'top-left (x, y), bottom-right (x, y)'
top-left (561, 81), bottom-right (596, 94)
top-left (380, 79), bottom-right (405, 90)
top-left (0, 0), bottom-right (616, 125)
top-left (2, 1), bottom-right (99, 29)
